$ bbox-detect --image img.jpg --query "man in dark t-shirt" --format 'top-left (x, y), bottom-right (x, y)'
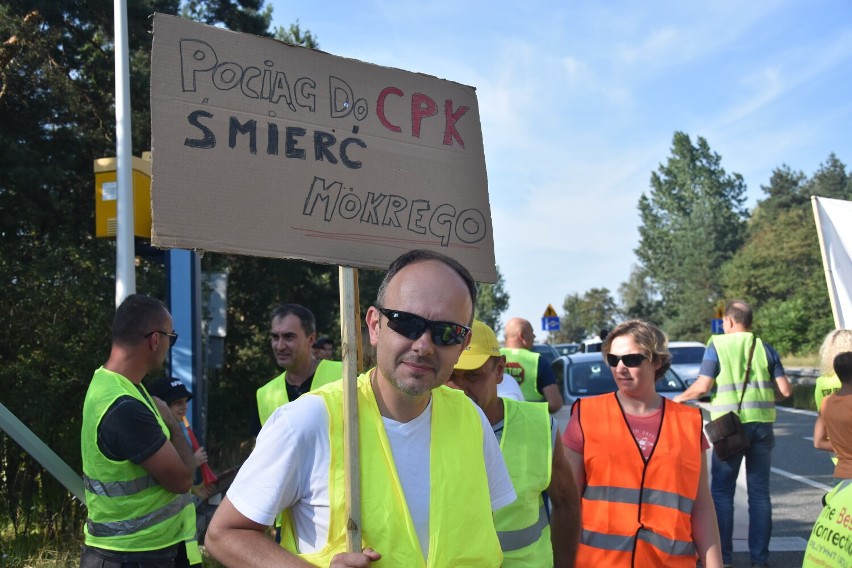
top-left (80, 294), bottom-right (197, 567)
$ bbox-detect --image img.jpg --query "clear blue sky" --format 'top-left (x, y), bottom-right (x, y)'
top-left (269, 0), bottom-right (852, 338)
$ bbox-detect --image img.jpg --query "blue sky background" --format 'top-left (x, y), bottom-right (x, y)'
top-left (269, 0), bottom-right (852, 339)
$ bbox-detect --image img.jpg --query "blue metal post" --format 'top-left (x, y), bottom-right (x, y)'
top-left (166, 249), bottom-right (204, 444)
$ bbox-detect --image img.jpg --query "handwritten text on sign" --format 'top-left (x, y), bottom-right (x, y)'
top-left (151, 15), bottom-right (495, 280)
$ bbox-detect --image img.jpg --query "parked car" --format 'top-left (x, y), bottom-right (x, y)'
top-left (668, 341), bottom-right (707, 385)
top-left (551, 352), bottom-right (687, 404)
top-left (530, 343), bottom-right (560, 364)
top-left (554, 343), bottom-right (581, 356)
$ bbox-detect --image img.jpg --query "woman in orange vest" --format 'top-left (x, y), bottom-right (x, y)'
top-left (562, 320), bottom-right (722, 567)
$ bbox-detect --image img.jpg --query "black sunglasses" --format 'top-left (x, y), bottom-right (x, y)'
top-left (606, 353), bottom-right (646, 368)
top-left (377, 308), bottom-right (470, 346)
top-left (145, 330), bottom-right (179, 347)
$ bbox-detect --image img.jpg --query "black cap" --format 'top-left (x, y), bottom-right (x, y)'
top-left (148, 377), bottom-right (192, 404)
top-left (313, 336), bottom-right (332, 349)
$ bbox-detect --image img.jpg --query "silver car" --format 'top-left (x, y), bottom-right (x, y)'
top-left (668, 341), bottom-right (707, 385)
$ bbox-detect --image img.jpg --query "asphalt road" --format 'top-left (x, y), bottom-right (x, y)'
top-left (554, 404), bottom-right (837, 567)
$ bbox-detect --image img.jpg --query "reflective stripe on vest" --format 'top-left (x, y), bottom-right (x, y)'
top-left (583, 485), bottom-right (694, 515)
top-left (281, 375), bottom-right (503, 567)
top-left (582, 527), bottom-right (696, 556)
top-left (577, 394), bottom-right (702, 567)
top-left (256, 359), bottom-right (343, 426)
top-left (495, 398), bottom-right (552, 566)
top-left (86, 492), bottom-right (193, 537)
top-left (83, 473), bottom-right (157, 497)
top-left (501, 348), bottom-right (542, 402)
top-left (498, 503), bottom-right (548, 551)
top-left (81, 367), bottom-right (195, 551)
top-left (708, 333), bottom-right (776, 422)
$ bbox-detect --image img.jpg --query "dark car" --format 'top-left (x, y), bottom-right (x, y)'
top-left (530, 343), bottom-right (560, 364)
top-left (551, 352), bottom-right (687, 404)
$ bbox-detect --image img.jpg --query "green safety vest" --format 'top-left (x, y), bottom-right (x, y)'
top-left (501, 348), bottom-right (543, 402)
top-left (815, 373), bottom-right (842, 410)
top-left (496, 398), bottom-right (553, 567)
top-left (802, 480), bottom-right (852, 567)
top-left (256, 359), bottom-right (343, 426)
top-left (708, 333), bottom-right (777, 423)
top-left (281, 376), bottom-right (503, 567)
top-left (81, 367), bottom-right (195, 552)
top-left (815, 373), bottom-right (842, 466)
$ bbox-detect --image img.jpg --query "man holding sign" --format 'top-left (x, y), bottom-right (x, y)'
top-left (206, 250), bottom-right (515, 566)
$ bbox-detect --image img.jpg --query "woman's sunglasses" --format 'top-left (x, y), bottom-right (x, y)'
top-left (606, 353), bottom-right (646, 368)
top-left (377, 307), bottom-right (470, 346)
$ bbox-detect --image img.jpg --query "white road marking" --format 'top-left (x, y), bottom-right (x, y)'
top-left (770, 467), bottom-right (833, 491)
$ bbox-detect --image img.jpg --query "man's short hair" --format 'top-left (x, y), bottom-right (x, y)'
top-left (376, 249), bottom-right (477, 324)
top-left (833, 352), bottom-right (852, 383)
top-left (271, 304), bottom-right (316, 335)
top-left (112, 294), bottom-right (169, 346)
top-left (725, 300), bottom-right (753, 328)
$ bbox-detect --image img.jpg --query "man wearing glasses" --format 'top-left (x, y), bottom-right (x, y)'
top-left (80, 294), bottom-right (198, 567)
top-left (207, 249), bottom-right (516, 567)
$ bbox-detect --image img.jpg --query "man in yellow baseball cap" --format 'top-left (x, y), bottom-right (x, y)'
top-left (448, 320), bottom-right (580, 567)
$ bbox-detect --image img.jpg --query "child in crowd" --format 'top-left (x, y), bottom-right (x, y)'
top-left (148, 377), bottom-right (209, 567)
top-left (813, 352), bottom-right (852, 481)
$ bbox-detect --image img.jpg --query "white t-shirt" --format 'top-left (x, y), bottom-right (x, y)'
top-left (228, 390), bottom-right (516, 557)
top-left (497, 372), bottom-right (525, 401)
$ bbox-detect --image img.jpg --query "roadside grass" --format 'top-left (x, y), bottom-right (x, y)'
top-left (782, 353), bottom-right (821, 369)
top-left (0, 531), bottom-right (79, 568)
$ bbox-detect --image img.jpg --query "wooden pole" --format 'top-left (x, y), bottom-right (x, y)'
top-left (812, 196), bottom-right (842, 328)
top-left (339, 266), bottom-right (361, 551)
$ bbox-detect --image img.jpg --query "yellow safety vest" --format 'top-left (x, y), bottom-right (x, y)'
top-left (802, 480), bottom-right (852, 567)
top-left (501, 348), bottom-right (543, 402)
top-left (815, 373), bottom-right (842, 466)
top-left (256, 359), bottom-right (343, 425)
top-left (81, 367), bottom-right (195, 552)
top-left (497, 398), bottom-right (552, 567)
top-left (709, 333), bottom-right (776, 423)
top-left (281, 375), bottom-right (503, 567)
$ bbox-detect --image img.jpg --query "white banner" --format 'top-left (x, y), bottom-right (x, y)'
top-left (812, 196), bottom-right (852, 328)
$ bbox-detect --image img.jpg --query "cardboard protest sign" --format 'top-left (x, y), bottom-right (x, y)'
top-left (150, 14), bottom-right (496, 282)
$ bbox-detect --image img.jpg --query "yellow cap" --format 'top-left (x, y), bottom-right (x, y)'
top-left (455, 320), bottom-right (502, 370)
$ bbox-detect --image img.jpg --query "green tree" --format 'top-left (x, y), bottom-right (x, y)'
top-left (182, 0), bottom-right (272, 36)
top-left (0, 0), bottom-right (180, 539)
top-left (636, 132), bottom-right (748, 339)
top-left (0, 0), bottom-right (314, 542)
top-left (807, 153), bottom-right (850, 200)
top-left (560, 288), bottom-right (618, 342)
top-left (720, 156), bottom-right (847, 354)
top-left (275, 20), bottom-right (319, 48)
top-left (618, 265), bottom-right (663, 325)
top-left (475, 265), bottom-right (510, 334)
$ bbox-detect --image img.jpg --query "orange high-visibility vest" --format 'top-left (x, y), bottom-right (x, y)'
top-left (577, 393), bottom-right (703, 567)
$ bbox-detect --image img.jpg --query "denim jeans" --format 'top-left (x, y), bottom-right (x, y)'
top-left (711, 421), bottom-right (775, 565)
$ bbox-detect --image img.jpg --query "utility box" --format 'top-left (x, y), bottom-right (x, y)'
top-left (93, 152), bottom-right (152, 238)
